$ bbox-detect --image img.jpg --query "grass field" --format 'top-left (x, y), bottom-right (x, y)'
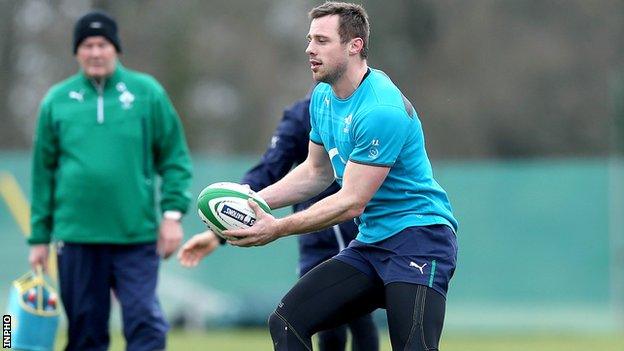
top-left (53, 328), bottom-right (624, 351)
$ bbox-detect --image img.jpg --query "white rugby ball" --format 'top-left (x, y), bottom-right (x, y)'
top-left (197, 182), bottom-right (271, 238)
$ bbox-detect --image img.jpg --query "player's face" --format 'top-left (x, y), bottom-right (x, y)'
top-left (306, 15), bottom-right (348, 84)
top-left (76, 36), bottom-right (117, 80)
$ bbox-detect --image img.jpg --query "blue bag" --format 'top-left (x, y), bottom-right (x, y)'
top-left (6, 269), bottom-right (59, 351)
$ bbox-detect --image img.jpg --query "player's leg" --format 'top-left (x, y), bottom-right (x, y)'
top-left (298, 228), bottom-right (351, 351)
top-left (57, 243), bottom-right (112, 351)
top-left (317, 325), bottom-right (347, 351)
top-left (316, 313), bottom-right (378, 351)
top-left (348, 313), bottom-right (379, 351)
top-left (111, 243), bottom-right (169, 351)
top-left (385, 283), bottom-right (446, 351)
top-left (269, 258), bottom-right (384, 351)
top-left (370, 225), bottom-right (456, 350)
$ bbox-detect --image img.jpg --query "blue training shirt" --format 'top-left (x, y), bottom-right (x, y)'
top-left (309, 68), bottom-right (458, 243)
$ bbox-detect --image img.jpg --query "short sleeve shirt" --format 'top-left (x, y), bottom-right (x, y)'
top-left (309, 69), bottom-right (457, 243)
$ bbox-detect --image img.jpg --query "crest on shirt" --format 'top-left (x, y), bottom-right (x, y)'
top-left (343, 114), bottom-right (352, 133)
top-left (368, 139), bottom-right (380, 159)
top-left (116, 82), bottom-right (135, 110)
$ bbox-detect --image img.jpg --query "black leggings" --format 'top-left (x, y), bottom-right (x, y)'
top-left (317, 312), bottom-right (379, 351)
top-left (269, 259), bottom-right (446, 351)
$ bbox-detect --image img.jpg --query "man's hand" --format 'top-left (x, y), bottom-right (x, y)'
top-left (158, 218), bottom-right (184, 259)
top-left (29, 244), bottom-right (49, 273)
top-left (224, 199), bottom-right (282, 247)
top-left (177, 230), bottom-right (221, 267)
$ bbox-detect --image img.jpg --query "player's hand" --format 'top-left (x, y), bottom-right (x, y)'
top-left (158, 218), bottom-right (184, 259)
top-left (177, 230), bottom-right (220, 267)
top-left (29, 244), bottom-right (49, 273)
top-left (224, 199), bottom-right (280, 247)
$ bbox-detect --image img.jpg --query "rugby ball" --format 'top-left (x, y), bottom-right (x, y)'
top-left (197, 182), bottom-right (271, 238)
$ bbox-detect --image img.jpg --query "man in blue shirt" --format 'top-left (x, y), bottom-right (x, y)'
top-left (241, 94), bottom-right (378, 351)
top-left (179, 2), bottom-right (457, 350)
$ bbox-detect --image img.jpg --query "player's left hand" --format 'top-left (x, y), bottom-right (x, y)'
top-left (177, 230), bottom-right (220, 267)
top-left (224, 199), bottom-right (280, 247)
top-left (158, 218), bottom-right (184, 259)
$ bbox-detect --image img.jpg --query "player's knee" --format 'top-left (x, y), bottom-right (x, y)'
top-left (268, 310), bottom-right (282, 328)
top-left (268, 310), bottom-right (290, 337)
top-left (269, 310), bottom-right (289, 348)
top-left (269, 310), bottom-right (313, 351)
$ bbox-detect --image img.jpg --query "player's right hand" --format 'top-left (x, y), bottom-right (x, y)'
top-left (29, 244), bottom-right (49, 273)
top-left (177, 230), bottom-right (220, 267)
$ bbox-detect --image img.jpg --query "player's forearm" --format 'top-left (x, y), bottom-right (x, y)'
top-left (273, 190), bottom-right (364, 237)
top-left (258, 160), bottom-right (334, 209)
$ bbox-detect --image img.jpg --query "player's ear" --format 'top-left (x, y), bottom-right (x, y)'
top-left (349, 38), bottom-right (364, 56)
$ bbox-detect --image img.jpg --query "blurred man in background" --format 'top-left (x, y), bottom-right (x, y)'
top-left (28, 11), bottom-right (192, 351)
top-left (241, 93), bottom-right (379, 351)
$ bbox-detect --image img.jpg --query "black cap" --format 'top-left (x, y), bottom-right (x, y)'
top-left (73, 11), bottom-right (121, 54)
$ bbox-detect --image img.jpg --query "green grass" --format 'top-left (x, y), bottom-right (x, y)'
top-left (53, 328), bottom-right (624, 351)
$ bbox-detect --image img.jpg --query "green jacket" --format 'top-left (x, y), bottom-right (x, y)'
top-left (29, 63), bottom-right (193, 245)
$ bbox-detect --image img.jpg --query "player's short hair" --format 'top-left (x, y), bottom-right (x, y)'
top-left (309, 2), bottom-right (370, 59)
